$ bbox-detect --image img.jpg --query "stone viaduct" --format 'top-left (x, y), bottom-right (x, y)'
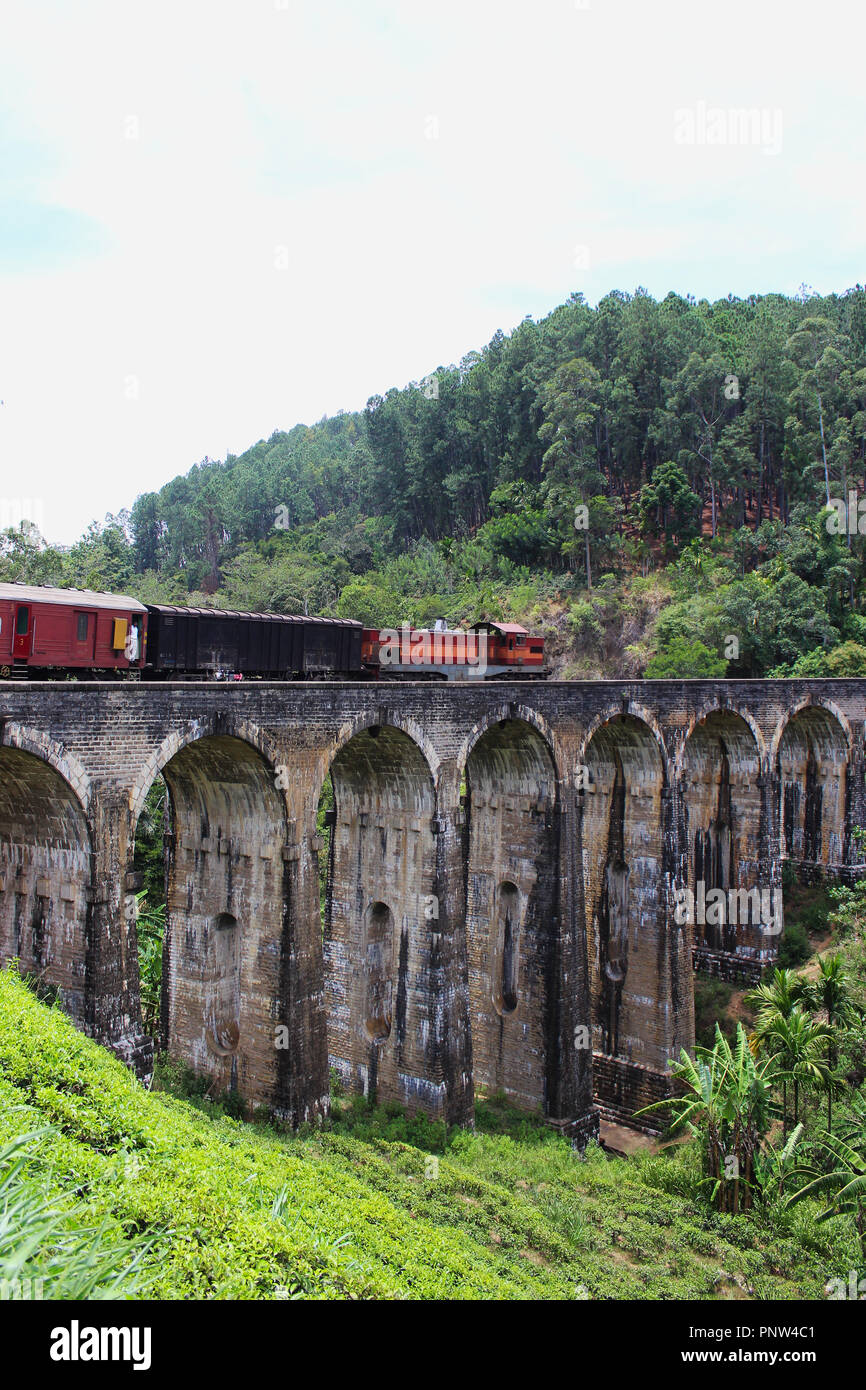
top-left (1, 679), bottom-right (864, 1139)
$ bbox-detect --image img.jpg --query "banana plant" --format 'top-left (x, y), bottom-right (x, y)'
top-left (638, 1022), bottom-right (774, 1213)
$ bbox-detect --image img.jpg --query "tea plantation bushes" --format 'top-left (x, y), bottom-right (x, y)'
top-left (0, 970), bottom-right (856, 1300)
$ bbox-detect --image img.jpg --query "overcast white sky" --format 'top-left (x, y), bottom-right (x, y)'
top-left (1, 0), bottom-right (864, 545)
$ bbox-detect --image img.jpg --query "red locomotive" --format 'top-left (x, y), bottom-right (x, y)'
top-left (0, 583), bottom-right (147, 679)
top-left (360, 620), bottom-right (546, 679)
top-left (0, 583), bottom-right (546, 681)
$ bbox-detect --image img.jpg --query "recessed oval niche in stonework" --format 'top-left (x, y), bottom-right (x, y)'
top-left (364, 901), bottom-right (394, 1044)
top-left (493, 881), bottom-right (520, 1016)
top-left (205, 912), bottom-right (241, 1055)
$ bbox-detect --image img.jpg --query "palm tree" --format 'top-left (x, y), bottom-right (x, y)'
top-left (796, 953), bottom-right (861, 1132)
top-left (754, 1008), bottom-right (831, 1134)
top-left (745, 967), bottom-right (807, 1024)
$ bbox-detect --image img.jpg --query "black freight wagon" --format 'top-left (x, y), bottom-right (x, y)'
top-left (144, 605), bottom-right (363, 678)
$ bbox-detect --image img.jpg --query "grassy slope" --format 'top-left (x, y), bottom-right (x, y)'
top-left (0, 970), bottom-right (856, 1300)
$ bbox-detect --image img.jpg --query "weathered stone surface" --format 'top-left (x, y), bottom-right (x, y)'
top-left (0, 678), bottom-right (863, 1132)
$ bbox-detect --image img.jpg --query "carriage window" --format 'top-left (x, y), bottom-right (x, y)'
top-left (77, 614), bottom-right (89, 641)
top-left (15, 607), bottom-right (29, 635)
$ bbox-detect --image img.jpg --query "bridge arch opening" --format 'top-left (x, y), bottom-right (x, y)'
top-left (581, 714), bottom-right (671, 1079)
top-left (0, 747), bottom-right (91, 1026)
top-left (463, 718), bottom-right (558, 1113)
top-left (132, 774), bottom-right (168, 1040)
top-left (777, 706), bottom-right (849, 878)
top-left (134, 734), bottom-right (289, 1109)
top-left (322, 723), bottom-right (437, 1109)
top-left (681, 711), bottom-right (763, 957)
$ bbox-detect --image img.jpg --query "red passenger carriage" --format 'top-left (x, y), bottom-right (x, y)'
top-left (0, 583), bottom-right (147, 678)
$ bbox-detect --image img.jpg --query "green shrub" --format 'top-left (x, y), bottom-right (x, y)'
top-left (644, 637), bottom-right (727, 679)
top-left (693, 977), bottom-right (736, 1048)
top-left (567, 600), bottom-right (603, 647)
top-left (800, 899), bottom-right (830, 937)
top-left (777, 920), bottom-right (811, 967)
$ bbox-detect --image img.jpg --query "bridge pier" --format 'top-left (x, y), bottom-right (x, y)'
top-left (464, 718), bottom-right (561, 1115)
top-left (156, 733), bottom-right (330, 1121)
top-left (578, 711), bottom-right (682, 1123)
top-left (323, 722), bottom-right (472, 1124)
top-left (88, 794), bottom-right (153, 1079)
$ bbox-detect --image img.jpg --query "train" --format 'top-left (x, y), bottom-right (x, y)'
top-left (0, 583), bottom-right (547, 681)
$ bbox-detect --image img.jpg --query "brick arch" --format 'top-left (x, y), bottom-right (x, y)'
top-left (322, 718), bottom-right (443, 1112)
top-left (155, 730), bottom-right (296, 1113)
top-left (580, 709), bottom-right (676, 1079)
top-left (678, 708), bottom-right (764, 955)
top-left (674, 703), bottom-right (766, 778)
top-left (454, 703), bottom-right (561, 804)
top-left (129, 716), bottom-right (282, 831)
top-left (311, 710), bottom-right (439, 813)
top-left (0, 722), bottom-right (92, 811)
top-left (577, 704), bottom-right (671, 784)
top-left (770, 697), bottom-right (853, 766)
top-left (773, 700), bottom-right (852, 872)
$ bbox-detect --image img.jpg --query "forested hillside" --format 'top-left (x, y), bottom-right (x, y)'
top-left (6, 284), bottom-right (866, 678)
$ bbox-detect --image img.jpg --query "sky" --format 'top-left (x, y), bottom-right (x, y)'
top-left (1, 0), bottom-right (864, 545)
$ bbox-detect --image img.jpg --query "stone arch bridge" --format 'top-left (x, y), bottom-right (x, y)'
top-left (1, 678), bottom-right (864, 1138)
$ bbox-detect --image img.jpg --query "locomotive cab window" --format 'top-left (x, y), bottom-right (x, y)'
top-left (76, 614), bottom-right (89, 641)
